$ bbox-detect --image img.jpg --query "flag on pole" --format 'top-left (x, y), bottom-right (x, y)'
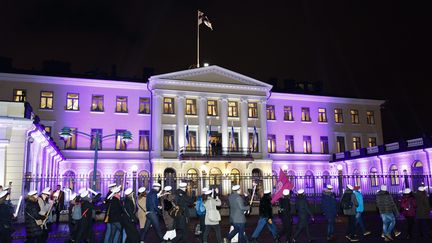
top-left (271, 169), bottom-right (294, 204)
top-left (185, 120), bottom-right (189, 146)
top-left (253, 125), bottom-right (258, 151)
top-left (198, 10), bottom-right (213, 30)
top-left (208, 124), bottom-right (212, 146)
top-left (230, 123), bottom-right (235, 147)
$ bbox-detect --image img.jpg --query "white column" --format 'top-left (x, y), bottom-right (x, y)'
top-left (240, 98), bottom-right (249, 154)
top-left (220, 97), bottom-right (228, 154)
top-left (199, 97), bottom-right (207, 154)
top-left (152, 93), bottom-right (163, 157)
top-left (260, 98), bottom-right (268, 158)
top-left (0, 141), bottom-right (8, 186)
top-left (176, 95), bottom-right (185, 154)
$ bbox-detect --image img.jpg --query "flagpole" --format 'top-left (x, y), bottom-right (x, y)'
top-left (197, 10), bottom-right (200, 68)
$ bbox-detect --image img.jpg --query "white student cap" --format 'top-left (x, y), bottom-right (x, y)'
top-left (403, 188), bottom-right (411, 194)
top-left (138, 187), bottom-right (146, 193)
top-left (204, 189), bottom-right (213, 195)
top-left (232, 185), bottom-right (241, 191)
top-left (124, 188), bottom-right (133, 196)
top-left (80, 190), bottom-right (89, 198)
top-left (0, 190), bottom-right (8, 198)
top-left (346, 184), bottom-right (354, 190)
top-left (283, 189), bottom-right (290, 196)
top-left (264, 189), bottom-right (271, 194)
top-left (28, 190), bottom-right (38, 196)
top-left (152, 183), bottom-right (161, 188)
top-left (42, 187), bottom-right (51, 195)
top-left (108, 183), bottom-right (117, 188)
top-left (164, 186), bottom-right (172, 192)
top-left (380, 185), bottom-right (387, 191)
top-left (297, 189), bottom-right (305, 194)
top-left (179, 182), bottom-right (187, 188)
top-left (326, 184), bottom-right (333, 190)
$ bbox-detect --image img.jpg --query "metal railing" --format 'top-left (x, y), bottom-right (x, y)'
top-left (179, 146), bottom-right (253, 160)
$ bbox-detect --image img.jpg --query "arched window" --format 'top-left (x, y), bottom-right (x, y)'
top-left (187, 168), bottom-right (199, 190)
top-left (230, 168), bottom-right (241, 186)
top-left (370, 167), bottom-right (378, 187)
top-left (164, 168), bottom-right (176, 189)
top-left (390, 165), bottom-right (399, 185)
top-left (89, 170), bottom-right (101, 191)
top-left (63, 170), bottom-right (76, 191)
top-left (209, 167), bottom-right (222, 189)
top-left (353, 169), bottom-right (360, 187)
top-left (252, 168), bottom-right (264, 194)
top-left (305, 170), bottom-right (315, 188)
top-left (322, 171), bottom-right (331, 188)
top-left (114, 170), bottom-right (126, 188)
top-left (412, 160), bottom-right (424, 189)
top-left (138, 170), bottom-right (150, 189)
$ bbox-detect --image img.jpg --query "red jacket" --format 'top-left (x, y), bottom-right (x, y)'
top-left (400, 195), bottom-right (416, 217)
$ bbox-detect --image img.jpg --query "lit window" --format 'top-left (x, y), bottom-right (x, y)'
top-left (367, 111), bottom-right (375, 124)
top-left (370, 167), bottom-right (378, 187)
top-left (116, 96), bottom-right (128, 113)
top-left (186, 131), bottom-right (197, 151)
top-left (336, 136), bottom-right (345, 153)
top-left (13, 89), bottom-right (26, 102)
top-left (64, 128), bottom-right (77, 150)
top-left (163, 97), bottom-right (175, 114)
top-left (228, 101), bottom-right (238, 117)
top-left (40, 91), bottom-right (53, 109)
top-left (163, 130), bottom-right (175, 151)
top-left (284, 106), bottom-right (294, 121)
top-left (353, 136), bottom-right (361, 150)
top-left (334, 108), bottom-right (343, 123)
top-left (248, 102), bottom-right (258, 118)
top-left (320, 136), bottom-right (329, 154)
top-left (115, 129), bottom-right (127, 150)
top-left (301, 107), bottom-right (311, 122)
top-left (267, 134), bottom-right (276, 153)
top-left (66, 93), bottom-right (79, 111)
top-left (207, 100), bottom-right (218, 116)
top-left (318, 108), bottom-right (327, 122)
top-left (285, 135), bottom-right (294, 153)
top-left (248, 132), bottom-right (259, 152)
top-left (44, 126), bottom-right (51, 136)
top-left (139, 130), bottom-right (149, 151)
top-left (303, 136), bottom-right (312, 154)
top-left (368, 137), bottom-right (377, 147)
top-left (90, 129), bottom-right (102, 150)
top-left (350, 109), bottom-right (359, 124)
top-left (390, 165), bottom-right (399, 185)
top-left (91, 95), bottom-right (104, 112)
top-left (230, 169), bottom-right (241, 186)
top-left (186, 99), bottom-right (197, 115)
top-left (139, 98), bottom-right (151, 114)
top-left (266, 105), bottom-right (276, 120)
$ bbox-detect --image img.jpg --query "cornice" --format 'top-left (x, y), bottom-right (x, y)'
top-left (271, 92), bottom-right (385, 106)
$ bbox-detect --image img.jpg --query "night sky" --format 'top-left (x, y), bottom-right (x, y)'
top-left (1, 1), bottom-right (431, 142)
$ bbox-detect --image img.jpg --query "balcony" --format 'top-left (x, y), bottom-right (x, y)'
top-left (179, 147), bottom-right (253, 161)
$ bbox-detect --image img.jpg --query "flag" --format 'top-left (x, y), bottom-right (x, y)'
top-left (208, 124), bottom-right (212, 145)
top-left (271, 169), bottom-right (294, 204)
top-left (230, 125), bottom-right (235, 147)
top-left (253, 125), bottom-right (258, 151)
top-left (198, 10), bottom-right (213, 30)
top-left (185, 123), bottom-right (189, 145)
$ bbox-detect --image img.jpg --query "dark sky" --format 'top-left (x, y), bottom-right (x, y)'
top-left (1, 1), bottom-right (431, 142)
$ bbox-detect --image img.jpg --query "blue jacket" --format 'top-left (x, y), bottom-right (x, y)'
top-left (321, 191), bottom-right (337, 219)
top-left (146, 189), bottom-right (159, 213)
top-left (353, 191), bottom-right (364, 213)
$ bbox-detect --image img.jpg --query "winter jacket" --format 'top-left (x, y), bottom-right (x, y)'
top-left (415, 191), bottom-right (431, 219)
top-left (321, 190), bottom-right (337, 219)
top-left (353, 191), bottom-right (364, 213)
top-left (123, 196), bottom-right (138, 223)
top-left (24, 198), bottom-right (44, 238)
top-left (278, 197), bottom-right (291, 216)
top-left (376, 191), bottom-right (398, 216)
top-left (228, 192), bottom-right (250, 224)
top-left (146, 189), bottom-right (160, 213)
top-left (342, 190), bottom-right (358, 216)
top-left (0, 200), bottom-right (14, 231)
top-left (136, 195), bottom-right (147, 229)
top-left (108, 196), bottom-right (123, 223)
top-left (258, 194), bottom-right (273, 219)
top-left (204, 196), bottom-right (222, 225)
top-left (295, 195), bottom-right (313, 219)
top-left (400, 194), bottom-right (416, 217)
top-left (174, 189), bottom-right (194, 218)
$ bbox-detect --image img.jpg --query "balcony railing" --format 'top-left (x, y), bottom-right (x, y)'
top-left (179, 146), bottom-right (253, 161)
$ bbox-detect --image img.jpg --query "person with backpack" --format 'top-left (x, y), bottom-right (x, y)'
top-left (172, 182), bottom-right (194, 243)
top-left (251, 190), bottom-right (280, 242)
top-left (321, 184), bottom-right (337, 241)
top-left (341, 185), bottom-right (359, 242)
top-left (353, 186), bottom-right (371, 237)
top-left (203, 188), bottom-right (222, 243)
top-left (400, 188), bottom-right (416, 240)
top-left (292, 189), bottom-right (314, 243)
top-left (74, 190), bottom-right (95, 243)
top-left (376, 185), bottom-right (399, 241)
top-left (196, 187), bottom-right (208, 242)
top-left (415, 185), bottom-right (431, 239)
top-left (162, 185), bottom-right (177, 241)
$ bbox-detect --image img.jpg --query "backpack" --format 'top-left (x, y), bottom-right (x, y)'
top-left (71, 204), bottom-right (82, 220)
top-left (195, 196), bottom-right (206, 216)
top-left (341, 193), bottom-right (353, 210)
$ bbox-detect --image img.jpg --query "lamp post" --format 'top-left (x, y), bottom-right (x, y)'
top-left (337, 164), bottom-right (344, 197)
top-left (59, 127), bottom-right (132, 191)
top-left (131, 165), bottom-right (138, 193)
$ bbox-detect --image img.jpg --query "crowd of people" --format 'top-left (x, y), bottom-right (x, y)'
top-left (0, 182), bottom-right (431, 243)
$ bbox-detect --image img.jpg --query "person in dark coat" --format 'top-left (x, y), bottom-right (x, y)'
top-left (106, 186), bottom-right (123, 242)
top-left (376, 185), bottom-right (399, 241)
top-left (251, 190), bottom-right (279, 242)
top-left (103, 183), bottom-right (117, 243)
top-left (121, 188), bottom-right (140, 243)
top-left (399, 188), bottom-right (416, 240)
top-left (227, 185), bottom-right (250, 243)
top-left (415, 186), bottom-right (431, 239)
top-left (141, 183), bottom-right (164, 242)
top-left (67, 193), bottom-right (79, 241)
top-left (292, 189), bottom-right (314, 242)
top-left (278, 189), bottom-right (293, 243)
top-left (52, 185), bottom-right (65, 224)
top-left (341, 185), bottom-right (359, 242)
top-left (0, 190), bottom-right (15, 243)
top-left (172, 182), bottom-right (194, 243)
top-left (321, 185), bottom-right (337, 241)
top-left (24, 190), bottom-right (45, 243)
top-left (74, 190), bottom-right (95, 243)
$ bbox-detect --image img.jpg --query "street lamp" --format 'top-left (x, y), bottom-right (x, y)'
top-left (59, 127), bottom-right (132, 191)
top-left (337, 164), bottom-right (344, 197)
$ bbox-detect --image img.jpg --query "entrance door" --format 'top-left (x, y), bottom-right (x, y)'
top-left (164, 168), bottom-right (177, 189)
top-left (209, 131), bottom-right (222, 156)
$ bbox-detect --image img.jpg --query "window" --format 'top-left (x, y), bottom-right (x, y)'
top-left (353, 136), bottom-right (361, 150)
top-left (368, 137), bottom-right (377, 147)
top-left (370, 167), bottom-right (379, 187)
top-left (248, 102), bottom-right (258, 118)
top-left (284, 106), bottom-right (294, 121)
top-left (163, 97), bottom-right (175, 114)
top-left (350, 109), bottom-right (359, 124)
top-left (207, 100), bottom-right (218, 116)
top-left (336, 136), bottom-right (346, 153)
top-left (91, 95), bottom-right (104, 112)
top-left (40, 91), bottom-right (53, 109)
top-left (229, 131), bottom-right (239, 151)
top-left (44, 126), bottom-right (51, 136)
top-left (248, 132), bottom-right (259, 152)
top-left (186, 99), bottom-right (197, 115)
top-left (115, 129), bottom-right (127, 150)
top-left (320, 136), bottom-right (329, 154)
top-left (186, 131), bottom-right (197, 151)
top-left (353, 169), bottom-right (361, 186)
top-left (334, 108), bottom-right (343, 123)
top-left (266, 105), bottom-right (276, 120)
top-left (267, 134), bottom-right (276, 153)
top-left (303, 136), bottom-right (312, 154)
top-left (66, 93), bottom-right (79, 110)
top-left (390, 165), bottom-right (399, 185)
top-left (139, 98), bottom-right (151, 114)
top-left (285, 135), bottom-right (294, 153)
top-left (89, 170), bottom-right (101, 191)
top-left (90, 129), bottom-right (102, 150)
top-left (163, 130), bottom-right (175, 151)
top-left (318, 108), bottom-right (327, 122)
top-left (116, 96), bottom-right (128, 113)
top-left (139, 130), bottom-right (149, 151)
top-left (230, 169), bottom-right (241, 186)
top-left (301, 107), bottom-right (311, 121)
top-left (228, 101), bottom-right (238, 117)
top-left (64, 128), bottom-right (77, 150)
top-left (13, 89), bottom-right (26, 102)
top-left (367, 111), bottom-right (375, 124)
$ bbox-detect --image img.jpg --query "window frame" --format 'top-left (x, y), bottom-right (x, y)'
top-left (285, 135), bottom-right (294, 153)
top-left (185, 98), bottom-right (197, 115)
top-left (366, 111), bottom-right (375, 124)
top-left (139, 97), bottom-right (151, 114)
top-left (139, 130), bottom-right (150, 151)
top-left (91, 95), bottom-right (104, 112)
top-left (318, 108), bottom-right (327, 122)
top-left (248, 102), bottom-right (258, 118)
top-left (352, 136), bottom-right (361, 150)
top-left (350, 109), bottom-right (359, 124)
top-left (64, 128), bottom-right (77, 150)
top-left (368, 137), bottom-right (377, 147)
top-left (163, 97), bottom-right (175, 114)
top-left (301, 107), bottom-right (311, 122)
top-left (66, 93), bottom-right (80, 111)
top-left (267, 134), bottom-right (276, 153)
top-left (320, 136), bottom-right (329, 154)
top-left (115, 96), bottom-right (128, 113)
top-left (40, 91), bottom-right (54, 110)
top-left (90, 129), bottom-right (103, 150)
top-left (115, 129), bottom-right (127, 151)
top-left (334, 108), bottom-right (343, 123)
top-left (228, 101), bottom-right (239, 117)
top-left (283, 106), bottom-right (294, 121)
top-left (336, 136), bottom-right (346, 153)
top-left (207, 100), bottom-right (218, 116)
top-left (303, 135), bottom-right (312, 154)
top-left (266, 105), bottom-right (276, 120)
top-left (163, 130), bottom-right (175, 151)
top-left (13, 89), bottom-right (26, 102)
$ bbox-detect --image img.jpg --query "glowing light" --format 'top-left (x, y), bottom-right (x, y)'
top-left (203, 63), bottom-right (209, 67)
top-left (281, 165), bottom-right (288, 171)
top-left (131, 165), bottom-right (138, 172)
top-left (337, 164), bottom-right (344, 171)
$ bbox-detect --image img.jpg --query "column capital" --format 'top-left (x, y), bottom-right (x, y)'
top-left (240, 97), bottom-right (248, 104)
top-left (260, 97), bottom-right (267, 104)
top-left (199, 96), bottom-right (207, 102)
top-left (176, 95), bottom-right (186, 100)
top-left (220, 96), bottom-right (228, 102)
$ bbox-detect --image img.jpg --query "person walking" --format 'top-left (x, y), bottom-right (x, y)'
top-left (353, 186), bottom-right (371, 237)
top-left (103, 183), bottom-right (117, 243)
top-left (376, 185), bottom-right (399, 241)
top-left (292, 189), bottom-right (314, 243)
top-left (226, 185), bottom-right (250, 243)
top-left (74, 190), bottom-right (95, 243)
top-left (38, 187), bottom-right (54, 243)
top-left (141, 183), bottom-right (164, 242)
top-left (68, 193), bottom-right (80, 241)
top-left (321, 185), bottom-right (337, 241)
top-left (415, 185), bottom-right (431, 239)
top-left (52, 185), bottom-right (65, 224)
top-left (136, 187), bottom-right (147, 243)
top-left (341, 185), bottom-right (359, 242)
top-left (122, 188), bottom-right (140, 243)
top-left (399, 188), bottom-right (416, 240)
top-left (161, 185), bottom-right (177, 241)
top-left (106, 186), bottom-right (123, 243)
top-left (0, 190), bottom-right (15, 243)
top-left (196, 188), bottom-right (208, 241)
top-left (278, 189), bottom-right (293, 243)
top-left (203, 188), bottom-right (222, 243)
top-left (172, 182), bottom-right (194, 243)
top-left (251, 190), bottom-right (280, 242)
top-left (24, 190), bottom-right (45, 243)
